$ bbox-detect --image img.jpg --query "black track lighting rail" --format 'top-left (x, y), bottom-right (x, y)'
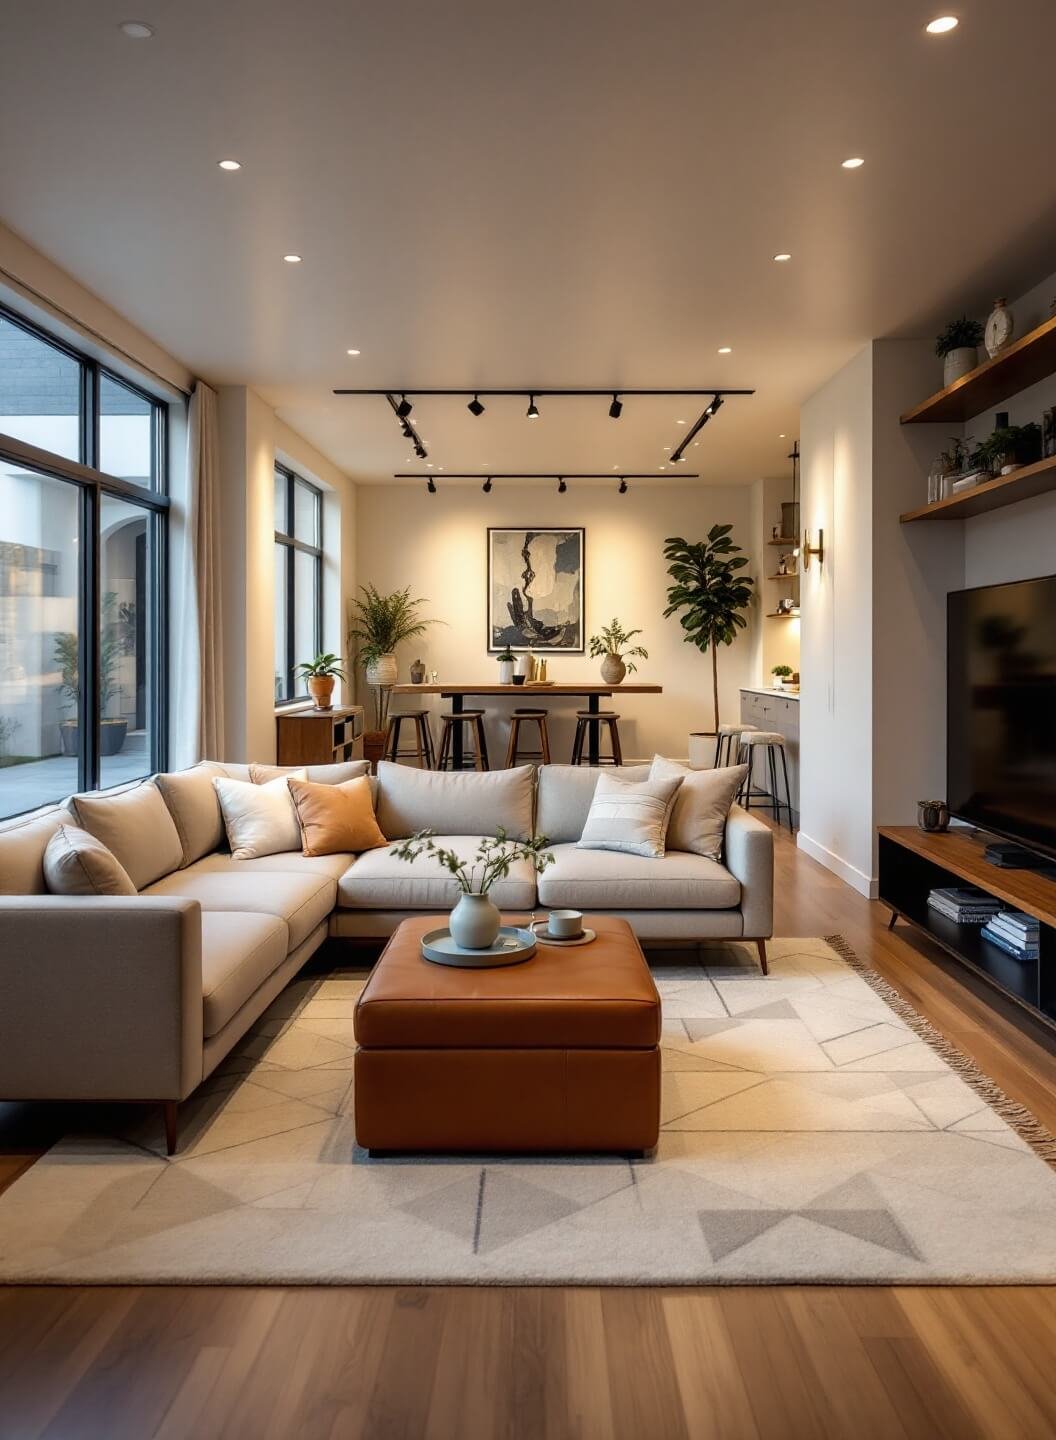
top-left (392, 472), bottom-right (701, 480)
top-left (384, 392), bottom-right (428, 460)
top-left (671, 395), bottom-right (725, 463)
top-left (337, 388), bottom-right (753, 399)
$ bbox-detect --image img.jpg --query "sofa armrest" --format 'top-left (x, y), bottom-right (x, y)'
top-left (724, 805), bottom-right (773, 938)
top-left (0, 897), bottom-right (204, 1102)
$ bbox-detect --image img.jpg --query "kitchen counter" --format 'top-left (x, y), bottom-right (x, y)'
top-left (740, 686), bottom-right (799, 700)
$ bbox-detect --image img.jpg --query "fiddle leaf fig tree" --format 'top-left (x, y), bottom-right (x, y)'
top-left (662, 528), bottom-right (755, 733)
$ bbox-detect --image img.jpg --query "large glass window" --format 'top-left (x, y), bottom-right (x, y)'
top-left (274, 466), bottom-right (322, 702)
top-left (0, 307), bottom-right (168, 819)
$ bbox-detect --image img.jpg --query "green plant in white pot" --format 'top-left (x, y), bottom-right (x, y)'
top-left (935, 315), bottom-right (984, 387)
top-left (391, 829), bottom-right (554, 949)
top-left (771, 664), bottom-right (793, 691)
top-left (588, 619), bottom-right (648, 685)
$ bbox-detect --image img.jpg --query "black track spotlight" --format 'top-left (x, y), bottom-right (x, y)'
top-left (609, 393), bottom-right (623, 419)
top-left (527, 394), bottom-right (540, 420)
top-left (709, 394), bottom-right (724, 417)
top-left (414, 443), bottom-right (427, 461)
top-left (557, 475), bottom-right (567, 494)
top-left (426, 476), bottom-right (436, 494)
top-left (396, 394), bottom-right (413, 419)
top-left (618, 477), bottom-right (628, 493)
top-left (401, 421), bottom-right (414, 439)
top-left (467, 394), bottom-right (485, 417)
top-left (482, 475), bottom-right (492, 493)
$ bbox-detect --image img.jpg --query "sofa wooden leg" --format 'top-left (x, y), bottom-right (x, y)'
top-left (755, 938), bottom-right (769, 975)
top-left (887, 908), bottom-right (898, 930)
top-left (163, 1101), bottom-right (180, 1156)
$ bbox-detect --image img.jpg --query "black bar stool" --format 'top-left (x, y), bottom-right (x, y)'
top-left (737, 731), bottom-right (793, 829)
top-left (571, 710), bottom-right (623, 766)
top-left (384, 711), bottom-right (435, 769)
top-left (504, 709), bottom-right (551, 768)
top-left (437, 710), bottom-right (490, 771)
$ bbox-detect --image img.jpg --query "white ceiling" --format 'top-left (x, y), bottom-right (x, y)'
top-left (2, 0), bottom-right (1056, 484)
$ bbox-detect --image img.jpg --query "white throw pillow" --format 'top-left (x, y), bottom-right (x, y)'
top-left (650, 755), bottom-right (748, 860)
top-left (214, 772), bottom-right (306, 860)
top-left (577, 772), bottom-right (683, 859)
top-left (43, 824), bottom-right (137, 896)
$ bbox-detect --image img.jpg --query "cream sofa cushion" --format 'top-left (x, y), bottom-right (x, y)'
top-left (650, 756), bottom-right (748, 860)
top-left (375, 762), bottom-right (534, 840)
top-left (155, 761), bottom-right (229, 866)
top-left (535, 764), bottom-right (651, 843)
top-left (577, 773), bottom-right (683, 859)
top-left (72, 781), bottom-right (183, 890)
top-left (214, 774), bottom-right (306, 860)
top-left (250, 760), bottom-right (370, 786)
top-left (142, 866), bottom-right (334, 951)
top-left (190, 850), bottom-right (355, 881)
top-left (0, 805), bottom-right (77, 895)
top-left (338, 836), bottom-right (536, 910)
top-left (43, 824), bottom-right (137, 896)
top-left (538, 843), bottom-right (741, 910)
top-left (200, 911), bottom-right (289, 1037)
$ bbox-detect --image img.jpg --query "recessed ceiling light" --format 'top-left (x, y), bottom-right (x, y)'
top-left (120, 21), bottom-right (154, 38)
top-left (662, 445), bottom-right (671, 450)
top-left (217, 159), bottom-right (241, 171)
top-left (773, 252), bottom-right (792, 262)
top-left (346, 348), bottom-right (360, 356)
top-left (282, 254), bottom-right (302, 264)
top-left (676, 419), bottom-right (686, 425)
top-left (779, 433), bottom-right (787, 438)
top-left (659, 465), bottom-right (667, 471)
top-left (842, 157), bottom-right (865, 169)
top-left (925, 15), bottom-right (958, 33)
top-left (718, 346), bottom-right (732, 354)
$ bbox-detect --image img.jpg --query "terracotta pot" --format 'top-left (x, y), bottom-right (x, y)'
top-left (366, 652), bottom-right (398, 687)
top-left (363, 729), bottom-right (388, 772)
top-left (307, 674), bottom-right (335, 710)
top-left (600, 654), bottom-right (626, 685)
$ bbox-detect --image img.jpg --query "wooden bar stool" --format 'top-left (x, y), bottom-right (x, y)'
top-left (437, 710), bottom-right (490, 771)
top-left (737, 731), bottom-right (793, 829)
top-left (385, 711), bottom-right (435, 769)
top-left (715, 722), bottom-right (757, 768)
top-left (571, 710), bottom-right (623, 767)
top-left (504, 708), bottom-right (551, 768)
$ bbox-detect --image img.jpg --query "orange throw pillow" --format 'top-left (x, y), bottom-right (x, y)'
top-left (287, 775), bottom-right (387, 856)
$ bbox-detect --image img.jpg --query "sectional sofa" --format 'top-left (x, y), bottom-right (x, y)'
top-left (0, 759), bottom-right (773, 1150)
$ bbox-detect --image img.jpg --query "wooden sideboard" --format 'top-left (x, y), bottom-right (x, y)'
top-left (275, 705), bottom-right (364, 766)
top-left (739, 687), bottom-right (799, 824)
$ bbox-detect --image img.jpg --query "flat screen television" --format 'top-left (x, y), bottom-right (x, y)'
top-left (948, 574), bottom-right (1056, 860)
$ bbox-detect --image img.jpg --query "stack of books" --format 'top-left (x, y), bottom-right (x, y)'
top-left (926, 886), bottom-right (1001, 926)
top-left (981, 911), bottom-right (1041, 962)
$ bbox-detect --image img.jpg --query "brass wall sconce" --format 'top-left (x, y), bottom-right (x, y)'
top-left (802, 528), bottom-right (825, 569)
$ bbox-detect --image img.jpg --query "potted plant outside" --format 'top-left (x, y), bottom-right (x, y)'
top-left (663, 528), bottom-right (755, 736)
top-left (347, 585), bottom-right (437, 763)
top-left (771, 664), bottom-right (793, 691)
top-left (52, 591), bottom-right (128, 757)
top-left (496, 645), bottom-right (516, 685)
top-left (936, 316), bottom-right (984, 387)
top-left (294, 653), bottom-right (347, 710)
top-left (391, 829), bottom-right (554, 949)
top-left (588, 619), bottom-right (648, 685)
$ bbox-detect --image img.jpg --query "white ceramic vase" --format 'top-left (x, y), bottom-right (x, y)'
top-left (365, 652), bottom-right (398, 687)
top-left (514, 650), bottom-right (534, 680)
top-left (943, 347), bottom-right (977, 386)
top-left (600, 653), bottom-right (626, 684)
top-left (498, 659), bottom-right (514, 684)
top-left (449, 892), bottom-right (502, 950)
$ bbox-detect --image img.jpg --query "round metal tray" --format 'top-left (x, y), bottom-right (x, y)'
top-left (420, 925), bottom-right (538, 968)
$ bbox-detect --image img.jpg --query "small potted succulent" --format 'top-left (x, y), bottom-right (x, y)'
top-left (496, 645), bottom-right (516, 685)
top-left (295, 653), bottom-right (348, 710)
top-left (588, 619), bottom-right (648, 685)
top-left (771, 664), bottom-right (793, 691)
top-left (391, 829), bottom-right (554, 949)
top-left (935, 316), bottom-right (984, 387)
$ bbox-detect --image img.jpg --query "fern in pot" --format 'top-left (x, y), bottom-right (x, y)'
top-left (588, 618), bottom-right (648, 685)
top-left (347, 585), bottom-right (437, 758)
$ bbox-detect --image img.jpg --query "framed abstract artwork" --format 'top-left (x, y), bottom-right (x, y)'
top-left (487, 527), bottom-right (585, 652)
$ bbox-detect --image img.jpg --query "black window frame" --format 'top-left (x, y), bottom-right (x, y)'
top-left (0, 303), bottom-right (169, 814)
top-left (274, 464), bottom-right (323, 704)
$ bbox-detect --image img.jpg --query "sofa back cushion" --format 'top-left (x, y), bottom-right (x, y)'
top-left (375, 762), bottom-right (534, 840)
top-left (72, 781), bottom-right (184, 890)
top-left (155, 761), bottom-right (230, 867)
top-left (534, 764), bottom-right (651, 843)
top-left (0, 805), bottom-right (78, 895)
top-left (650, 755), bottom-right (748, 860)
top-left (43, 824), bottom-right (138, 896)
top-left (250, 760), bottom-right (369, 786)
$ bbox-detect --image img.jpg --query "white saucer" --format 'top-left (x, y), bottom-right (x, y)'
top-left (530, 921), bottom-right (597, 947)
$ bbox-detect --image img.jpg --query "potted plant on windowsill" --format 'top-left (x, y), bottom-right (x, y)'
top-left (771, 664), bottom-right (793, 691)
top-left (347, 585), bottom-right (438, 765)
top-left (588, 619), bottom-right (648, 685)
top-left (935, 315), bottom-right (984, 387)
top-left (391, 829), bottom-right (555, 949)
top-left (295, 653), bottom-right (348, 711)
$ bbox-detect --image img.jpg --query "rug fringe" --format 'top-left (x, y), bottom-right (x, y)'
top-left (824, 933), bottom-right (1056, 1169)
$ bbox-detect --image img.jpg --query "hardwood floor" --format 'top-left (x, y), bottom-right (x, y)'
top-left (1, 821), bottom-right (1054, 1439)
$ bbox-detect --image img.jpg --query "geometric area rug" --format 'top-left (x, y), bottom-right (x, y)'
top-left (1, 937), bottom-right (1055, 1286)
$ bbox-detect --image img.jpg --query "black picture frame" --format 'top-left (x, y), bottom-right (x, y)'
top-left (487, 527), bottom-right (585, 653)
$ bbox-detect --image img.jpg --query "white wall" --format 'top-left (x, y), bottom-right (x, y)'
top-left (354, 480), bottom-right (759, 761)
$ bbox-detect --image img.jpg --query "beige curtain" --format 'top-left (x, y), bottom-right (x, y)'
top-left (175, 381), bottom-right (224, 761)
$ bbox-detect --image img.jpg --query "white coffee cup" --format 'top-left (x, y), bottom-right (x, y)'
top-left (548, 909), bottom-right (583, 939)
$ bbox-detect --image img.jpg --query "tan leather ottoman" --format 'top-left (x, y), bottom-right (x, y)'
top-left (354, 915), bottom-right (661, 1155)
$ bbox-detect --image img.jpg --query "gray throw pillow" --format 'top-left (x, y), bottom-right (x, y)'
top-left (577, 773), bottom-right (683, 859)
top-left (43, 824), bottom-right (137, 896)
top-left (650, 755), bottom-right (748, 859)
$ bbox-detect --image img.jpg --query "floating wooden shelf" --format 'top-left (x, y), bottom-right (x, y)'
top-left (901, 314), bottom-right (1056, 425)
top-left (766, 611), bottom-right (801, 619)
top-left (767, 537), bottom-right (796, 547)
top-left (900, 453), bottom-right (1056, 523)
top-left (766, 572), bottom-right (798, 581)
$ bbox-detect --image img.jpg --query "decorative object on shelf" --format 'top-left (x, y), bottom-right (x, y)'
top-left (488, 528), bottom-right (584, 652)
top-left (347, 584), bottom-right (438, 737)
top-left (801, 529), bottom-right (825, 569)
top-left (936, 436), bottom-right (985, 499)
top-left (975, 422), bottom-right (1043, 477)
top-left (984, 298), bottom-right (1014, 359)
top-left (294, 653), bottom-right (348, 711)
top-left (663, 527), bottom-right (755, 733)
top-left (780, 500), bottom-right (800, 542)
top-left (589, 618), bottom-right (648, 685)
top-left (391, 828), bottom-right (555, 950)
top-left (772, 664), bottom-right (793, 691)
top-left (514, 646), bottom-right (534, 681)
top-left (409, 658), bottom-right (426, 685)
top-left (771, 524), bottom-right (781, 540)
top-left (1043, 408), bottom-right (1056, 459)
top-left (538, 657), bottom-right (548, 683)
top-left (935, 315), bottom-right (984, 386)
top-left (776, 596), bottom-right (797, 615)
top-left (495, 645), bottom-right (515, 684)
top-left (927, 458), bottom-right (945, 504)
top-left (917, 799), bottom-right (950, 833)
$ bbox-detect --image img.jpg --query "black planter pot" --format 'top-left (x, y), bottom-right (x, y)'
top-left (59, 721), bottom-right (128, 757)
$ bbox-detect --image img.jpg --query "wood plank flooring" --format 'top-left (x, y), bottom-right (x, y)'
top-left (1, 820), bottom-right (1054, 1439)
